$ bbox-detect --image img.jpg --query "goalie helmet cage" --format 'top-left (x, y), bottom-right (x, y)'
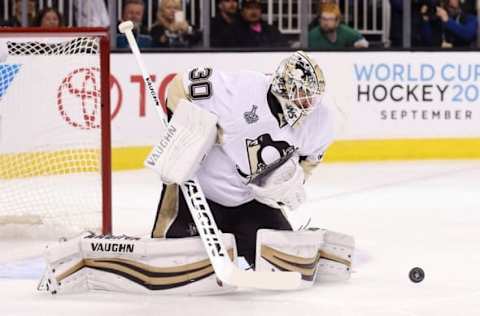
top-left (0, 28), bottom-right (111, 237)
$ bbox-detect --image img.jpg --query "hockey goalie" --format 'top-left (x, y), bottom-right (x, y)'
top-left (39, 51), bottom-right (354, 295)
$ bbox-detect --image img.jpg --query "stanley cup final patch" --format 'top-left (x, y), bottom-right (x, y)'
top-left (244, 105), bottom-right (259, 124)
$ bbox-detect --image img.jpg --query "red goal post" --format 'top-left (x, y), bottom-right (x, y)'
top-left (0, 28), bottom-right (111, 236)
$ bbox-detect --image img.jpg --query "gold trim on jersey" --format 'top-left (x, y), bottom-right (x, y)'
top-left (151, 184), bottom-right (179, 238)
top-left (166, 74), bottom-right (190, 112)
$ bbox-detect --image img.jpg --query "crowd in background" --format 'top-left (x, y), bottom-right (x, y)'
top-left (0, 0), bottom-right (478, 49)
top-left (391, 0), bottom-right (478, 48)
top-left (0, 0), bottom-right (110, 28)
top-left (116, 0), bottom-right (370, 49)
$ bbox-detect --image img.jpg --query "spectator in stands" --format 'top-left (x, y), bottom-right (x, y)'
top-left (35, 7), bottom-right (63, 28)
top-left (74, 0), bottom-right (110, 27)
top-left (308, 0), bottom-right (337, 30)
top-left (231, 0), bottom-right (286, 48)
top-left (309, 3), bottom-right (368, 49)
top-left (121, 0), bottom-right (149, 34)
top-left (150, 0), bottom-right (201, 48)
top-left (393, 0), bottom-right (434, 47)
top-left (1, 0), bottom-right (37, 27)
top-left (454, 0), bottom-right (476, 15)
top-left (117, 0), bottom-right (152, 48)
top-left (418, 0), bottom-right (477, 47)
top-left (211, 0), bottom-right (239, 47)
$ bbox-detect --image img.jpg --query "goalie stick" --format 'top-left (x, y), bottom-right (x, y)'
top-left (118, 21), bottom-right (301, 290)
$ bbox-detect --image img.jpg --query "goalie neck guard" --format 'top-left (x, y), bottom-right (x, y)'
top-left (271, 51), bottom-right (326, 128)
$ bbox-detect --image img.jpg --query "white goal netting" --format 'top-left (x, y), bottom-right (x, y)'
top-left (0, 34), bottom-right (109, 238)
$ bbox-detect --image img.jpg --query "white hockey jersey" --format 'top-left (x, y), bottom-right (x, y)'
top-left (176, 67), bottom-right (335, 207)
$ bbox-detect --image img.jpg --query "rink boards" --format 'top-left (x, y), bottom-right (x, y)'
top-left (2, 51), bottom-right (479, 172)
top-left (108, 51), bottom-right (480, 169)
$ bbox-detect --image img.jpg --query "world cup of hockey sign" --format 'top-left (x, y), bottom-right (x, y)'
top-left (354, 60), bottom-right (477, 122)
top-left (57, 67), bottom-right (102, 130)
top-left (341, 52), bottom-right (480, 139)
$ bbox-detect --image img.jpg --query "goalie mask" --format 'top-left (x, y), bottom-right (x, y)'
top-left (271, 51), bottom-right (325, 127)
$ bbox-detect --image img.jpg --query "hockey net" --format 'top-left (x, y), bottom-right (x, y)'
top-left (0, 29), bottom-right (111, 238)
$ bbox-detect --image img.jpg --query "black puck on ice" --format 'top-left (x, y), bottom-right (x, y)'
top-left (409, 267), bottom-right (425, 283)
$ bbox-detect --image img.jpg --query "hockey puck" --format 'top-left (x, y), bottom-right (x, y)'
top-left (409, 267), bottom-right (425, 283)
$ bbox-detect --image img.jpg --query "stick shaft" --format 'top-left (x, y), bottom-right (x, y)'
top-left (122, 29), bottom-right (168, 128)
top-left (120, 25), bottom-right (234, 282)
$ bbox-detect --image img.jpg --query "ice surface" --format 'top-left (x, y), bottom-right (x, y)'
top-left (1, 161), bottom-right (480, 316)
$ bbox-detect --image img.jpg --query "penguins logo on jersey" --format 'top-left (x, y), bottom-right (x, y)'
top-left (236, 133), bottom-right (296, 183)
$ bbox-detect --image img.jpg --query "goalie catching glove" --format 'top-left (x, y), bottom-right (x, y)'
top-left (144, 99), bottom-right (218, 184)
top-left (249, 158), bottom-right (306, 211)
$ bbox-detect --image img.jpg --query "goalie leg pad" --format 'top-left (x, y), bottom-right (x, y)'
top-left (255, 229), bottom-right (325, 289)
top-left (311, 228), bottom-right (355, 282)
top-left (145, 99), bottom-right (218, 184)
top-left (254, 228), bottom-right (355, 286)
top-left (40, 232), bottom-right (238, 295)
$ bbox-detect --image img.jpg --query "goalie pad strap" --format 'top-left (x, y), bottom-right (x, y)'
top-left (151, 184), bottom-right (179, 238)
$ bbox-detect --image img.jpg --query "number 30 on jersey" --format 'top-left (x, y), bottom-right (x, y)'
top-left (188, 67), bottom-right (213, 100)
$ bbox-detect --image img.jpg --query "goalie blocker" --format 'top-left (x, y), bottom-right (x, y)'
top-left (144, 99), bottom-right (218, 185)
top-left (39, 229), bottom-right (354, 295)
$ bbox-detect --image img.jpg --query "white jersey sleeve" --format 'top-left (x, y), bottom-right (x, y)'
top-left (179, 67), bottom-right (230, 116)
top-left (295, 97), bottom-right (335, 178)
top-left (299, 98), bottom-right (335, 162)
